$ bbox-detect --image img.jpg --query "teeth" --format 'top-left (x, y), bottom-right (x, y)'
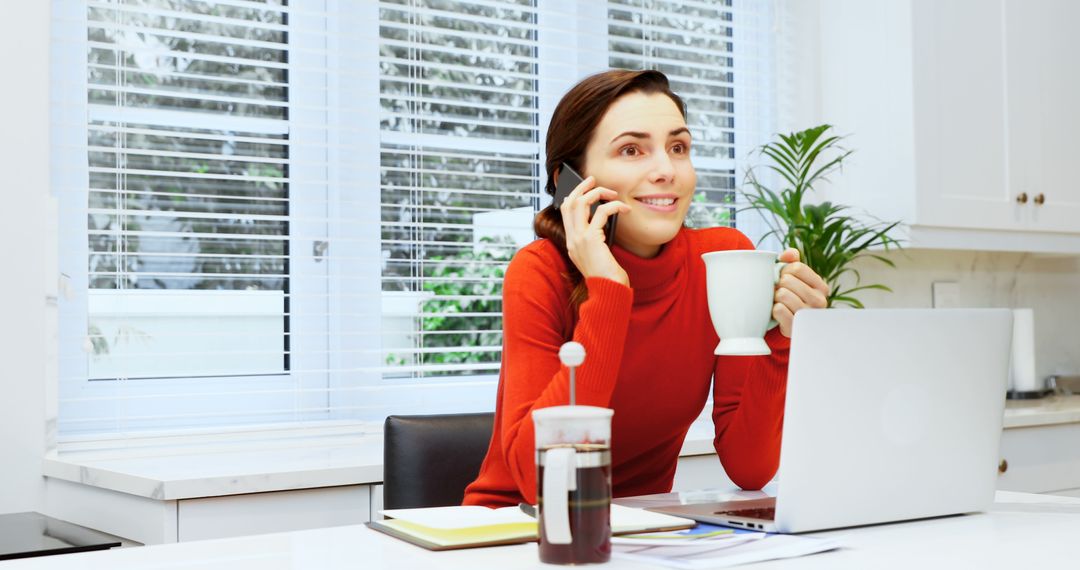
top-left (641, 198), bottom-right (676, 207)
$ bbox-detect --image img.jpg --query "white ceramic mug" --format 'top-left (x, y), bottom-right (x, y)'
top-left (701, 250), bottom-right (786, 356)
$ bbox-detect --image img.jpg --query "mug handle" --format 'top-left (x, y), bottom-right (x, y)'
top-left (542, 447), bottom-right (577, 545)
top-left (767, 261), bottom-right (789, 330)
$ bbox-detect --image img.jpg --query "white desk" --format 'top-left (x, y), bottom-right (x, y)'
top-left (4, 490), bottom-right (1079, 569)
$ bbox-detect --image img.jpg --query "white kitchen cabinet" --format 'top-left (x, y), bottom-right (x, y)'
top-left (1002, 0), bottom-right (1080, 233)
top-left (908, 0), bottom-right (1015, 231)
top-left (997, 422), bottom-right (1080, 494)
top-left (44, 479), bottom-right (372, 545)
top-left (177, 485), bottom-right (370, 542)
top-left (46, 478), bottom-right (179, 545)
top-left (812, 0), bottom-right (1080, 250)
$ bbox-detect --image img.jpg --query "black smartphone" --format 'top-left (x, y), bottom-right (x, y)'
top-left (553, 162), bottom-right (618, 244)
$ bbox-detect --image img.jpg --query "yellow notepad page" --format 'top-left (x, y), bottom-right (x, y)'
top-left (376, 519), bottom-right (538, 548)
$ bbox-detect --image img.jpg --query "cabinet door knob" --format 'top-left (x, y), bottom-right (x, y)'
top-left (1034, 193), bottom-right (1045, 205)
top-left (998, 459), bottom-right (1008, 474)
top-left (1016, 192), bottom-right (1028, 204)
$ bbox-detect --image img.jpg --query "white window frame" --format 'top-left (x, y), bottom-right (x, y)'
top-left (57, 0), bottom-right (341, 439)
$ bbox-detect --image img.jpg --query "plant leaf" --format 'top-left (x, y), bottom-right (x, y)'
top-left (739, 124), bottom-right (903, 309)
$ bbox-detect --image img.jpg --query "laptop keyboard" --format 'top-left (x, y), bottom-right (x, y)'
top-left (714, 506), bottom-right (775, 520)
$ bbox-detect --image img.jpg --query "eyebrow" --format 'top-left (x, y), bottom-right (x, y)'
top-left (610, 127), bottom-right (692, 144)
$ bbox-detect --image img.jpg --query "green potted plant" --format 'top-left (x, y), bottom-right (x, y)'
top-left (741, 124), bottom-right (902, 308)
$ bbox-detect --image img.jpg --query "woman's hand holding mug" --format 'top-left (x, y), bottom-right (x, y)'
top-left (702, 248), bottom-right (831, 355)
top-left (771, 248), bottom-right (830, 338)
top-left (559, 175), bottom-right (632, 286)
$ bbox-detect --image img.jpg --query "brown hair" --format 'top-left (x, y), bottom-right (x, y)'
top-left (534, 69), bottom-right (687, 309)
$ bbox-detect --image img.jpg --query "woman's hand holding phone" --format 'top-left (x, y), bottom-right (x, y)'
top-left (558, 174), bottom-right (632, 286)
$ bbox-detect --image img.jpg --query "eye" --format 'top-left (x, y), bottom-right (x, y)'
top-left (619, 145), bottom-right (641, 157)
top-left (671, 142), bottom-right (689, 154)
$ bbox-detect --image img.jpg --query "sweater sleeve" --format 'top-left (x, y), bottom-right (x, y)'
top-left (497, 249), bottom-right (633, 504)
top-left (711, 327), bottom-right (790, 490)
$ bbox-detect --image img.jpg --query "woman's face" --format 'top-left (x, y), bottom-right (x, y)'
top-left (582, 91), bottom-right (696, 258)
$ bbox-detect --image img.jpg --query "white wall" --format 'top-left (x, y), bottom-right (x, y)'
top-left (0, 1), bottom-right (53, 514)
top-left (848, 250), bottom-right (1080, 384)
top-left (774, 0), bottom-right (822, 135)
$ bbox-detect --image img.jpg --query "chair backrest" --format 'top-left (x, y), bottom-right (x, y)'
top-left (382, 412), bottom-right (495, 510)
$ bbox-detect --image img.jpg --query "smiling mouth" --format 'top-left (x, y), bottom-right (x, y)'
top-left (637, 197), bottom-right (676, 207)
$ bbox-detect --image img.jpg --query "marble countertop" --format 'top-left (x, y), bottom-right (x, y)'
top-left (1003, 394), bottom-right (1080, 428)
top-left (43, 396), bottom-right (1080, 502)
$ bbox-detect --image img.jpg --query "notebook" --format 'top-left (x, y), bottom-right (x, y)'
top-left (369, 504), bottom-right (695, 551)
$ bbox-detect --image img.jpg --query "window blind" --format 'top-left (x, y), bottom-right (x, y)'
top-left (378, 0), bottom-right (541, 382)
top-left (83, 0), bottom-right (291, 381)
top-left (53, 0), bottom-right (776, 441)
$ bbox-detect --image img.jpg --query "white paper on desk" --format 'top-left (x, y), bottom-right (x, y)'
top-left (612, 533), bottom-right (841, 569)
top-left (611, 533), bottom-right (762, 548)
top-left (378, 506), bottom-right (531, 529)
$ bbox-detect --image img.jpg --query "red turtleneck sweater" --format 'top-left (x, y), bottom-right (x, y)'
top-left (462, 227), bottom-right (790, 507)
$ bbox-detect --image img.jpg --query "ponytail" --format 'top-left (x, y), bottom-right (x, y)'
top-left (533, 205), bottom-right (590, 310)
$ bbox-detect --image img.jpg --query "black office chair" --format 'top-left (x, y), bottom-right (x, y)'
top-left (383, 412), bottom-right (495, 510)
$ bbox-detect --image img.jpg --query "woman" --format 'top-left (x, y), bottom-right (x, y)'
top-left (462, 70), bottom-right (830, 507)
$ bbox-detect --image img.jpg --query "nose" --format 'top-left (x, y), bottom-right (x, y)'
top-left (649, 151), bottom-right (676, 185)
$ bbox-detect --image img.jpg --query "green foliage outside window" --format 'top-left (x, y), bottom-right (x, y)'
top-left (384, 238), bottom-right (514, 371)
top-left (419, 240), bottom-right (513, 368)
top-left (686, 191), bottom-right (735, 228)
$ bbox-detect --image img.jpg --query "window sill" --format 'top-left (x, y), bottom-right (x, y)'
top-left (43, 420), bottom-right (720, 501)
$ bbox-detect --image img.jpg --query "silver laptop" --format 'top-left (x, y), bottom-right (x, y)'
top-left (651, 308), bottom-right (1012, 533)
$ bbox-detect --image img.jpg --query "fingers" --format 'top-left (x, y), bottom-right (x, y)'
top-left (588, 200), bottom-right (631, 234)
top-left (772, 302), bottom-right (795, 338)
top-left (558, 176), bottom-right (595, 228)
top-left (557, 176), bottom-right (616, 211)
top-left (772, 261), bottom-right (830, 338)
top-left (779, 262), bottom-right (830, 299)
top-left (768, 250), bottom-right (835, 338)
top-left (556, 177), bottom-right (631, 285)
top-left (559, 177), bottom-right (618, 231)
top-left (776, 271), bottom-right (828, 310)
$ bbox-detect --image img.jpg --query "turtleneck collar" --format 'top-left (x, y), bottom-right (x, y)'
top-left (610, 228), bottom-right (689, 304)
